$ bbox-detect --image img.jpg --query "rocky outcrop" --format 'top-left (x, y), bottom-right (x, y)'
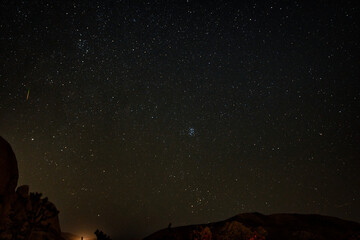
top-left (0, 136), bottom-right (63, 240)
top-left (0, 136), bottom-right (19, 228)
top-left (144, 212), bottom-right (360, 240)
top-left (0, 136), bottom-right (18, 195)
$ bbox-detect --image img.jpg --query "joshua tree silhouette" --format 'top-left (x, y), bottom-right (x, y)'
top-left (6, 192), bottom-right (59, 240)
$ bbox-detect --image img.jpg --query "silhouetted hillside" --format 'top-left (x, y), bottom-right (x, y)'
top-left (144, 212), bottom-right (360, 240)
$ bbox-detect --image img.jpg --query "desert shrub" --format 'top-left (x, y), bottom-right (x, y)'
top-left (214, 221), bottom-right (266, 240)
top-left (191, 226), bottom-right (212, 240)
top-left (94, 229), bottom-right (112, 240)
top-left (4, 192), bottom-right (59, 240)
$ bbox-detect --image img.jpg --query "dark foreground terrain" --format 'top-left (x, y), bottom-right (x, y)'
top-left (1, 137), bottom-right (360, 240)
top-left (144, 212), bottom-right (360, 240)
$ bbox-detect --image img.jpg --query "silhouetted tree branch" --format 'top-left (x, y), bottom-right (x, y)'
top-left (5, 192), bottom-right (59, 240)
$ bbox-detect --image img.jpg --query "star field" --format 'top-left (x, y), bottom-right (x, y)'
top-left (0, 1), bottom-right (359, 239)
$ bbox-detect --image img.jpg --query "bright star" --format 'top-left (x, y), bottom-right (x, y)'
top-left (188, 127), bottom-right (195, 137)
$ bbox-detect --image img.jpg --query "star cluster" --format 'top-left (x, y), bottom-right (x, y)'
top-left (0, 1), bottom-right (359, 239)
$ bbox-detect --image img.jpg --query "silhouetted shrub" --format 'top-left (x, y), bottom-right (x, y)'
top-left (5, 192), bottom-right (59, 240)
top-left (191, 226), bottom-right (212, 240)
top-left (95, 229), bottom-right (112, 240)
top-left (214, 221), bottom-right (267, 240)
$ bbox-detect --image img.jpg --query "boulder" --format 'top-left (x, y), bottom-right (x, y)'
top-left (0, 137), bottom-right (63, 239)
top-left (16, 185), bottom-right (29, 198)
top-left (0, 136), bottom-right (19, 195)
top-left (0, 136), bottom-right (19, 227)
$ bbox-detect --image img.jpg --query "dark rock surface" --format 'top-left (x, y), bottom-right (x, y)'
top-left (0, 136), bottom-right (63, 240)
top-left (0, 136), bottom-right (18, 196)
top-left (0, 136), bottom-right (19, 228)
top-left (144, 212), bottom-right (360, 240)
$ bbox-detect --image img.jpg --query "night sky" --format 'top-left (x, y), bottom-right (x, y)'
top-left (0, 1), bottom-right (359, 239)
